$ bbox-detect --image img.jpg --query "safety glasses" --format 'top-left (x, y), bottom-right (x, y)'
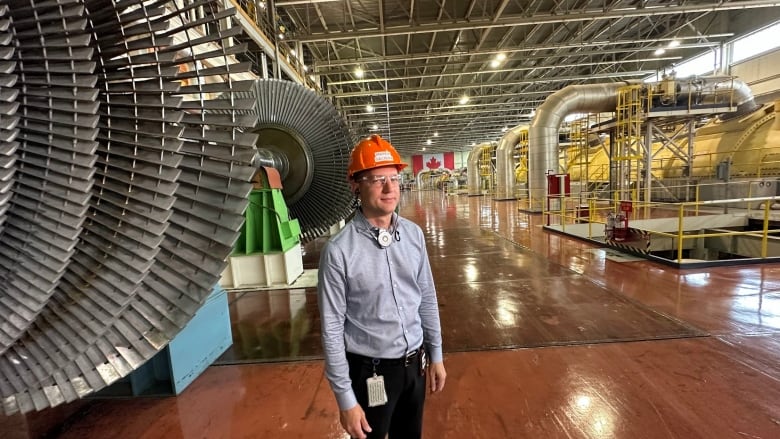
top-left (358, 174), bottom-right (402, 186)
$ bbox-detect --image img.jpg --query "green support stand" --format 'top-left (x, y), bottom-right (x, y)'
top-left (234, 168), bottom-right (301, 254)
top-left (220, 167), bottom-right (304, 288)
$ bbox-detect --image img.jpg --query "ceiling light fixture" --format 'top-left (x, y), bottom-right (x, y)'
top-left (433, 132), bottom-right (439, 137)
top-left (490, 59), bottom-right (500, 68)
top-left (371, 124), bottom-right (378, 130)
top-left (654, 48), bottom-right (666, 56)
top-left (668, 40), bottom-right (681, 48)
top-left (354, 67), bottom-right (364, 78)
top-left (496, 53), bottom-right (507, 61)
top-left (366, 104), bottom-right (374, 112)
top-left (459, 95), bottom-right (469, 105)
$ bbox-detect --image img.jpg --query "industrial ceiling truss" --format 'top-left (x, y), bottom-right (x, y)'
top-left (275, 0), bottom-right (780, 155)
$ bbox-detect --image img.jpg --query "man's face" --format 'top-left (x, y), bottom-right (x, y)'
top-left (351, 165), bottom-right (401, 218)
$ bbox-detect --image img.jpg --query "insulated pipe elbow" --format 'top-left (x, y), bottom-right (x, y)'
top-left (679, 75), bottom-right (758, 119)
top-left (467, 142), bottom-right (494, 196)
top-left (467, 144), bottom-right (482, 196)
top-left (718, 77), bottom-right (759, 118)
top-left (528, 81), bottom-right (638, 211)
top-left (495, 126), bottom-right (526, 199)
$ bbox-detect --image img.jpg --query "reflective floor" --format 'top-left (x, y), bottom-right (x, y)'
top-left (4, 190), bottom-right (780, 438)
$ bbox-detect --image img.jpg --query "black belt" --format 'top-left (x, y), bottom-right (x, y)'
top-left (347, 347), bottom-right (421, 367)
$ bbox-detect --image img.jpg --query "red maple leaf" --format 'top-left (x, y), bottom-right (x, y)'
top-left (426, 156), bottom-right (442, 169)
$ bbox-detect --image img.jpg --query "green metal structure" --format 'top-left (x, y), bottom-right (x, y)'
top-left (234, 167), bottom-right (301, 255)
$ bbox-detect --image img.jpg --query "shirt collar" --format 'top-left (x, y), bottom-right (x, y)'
top-left (354, 208), bottom-right (397, 232)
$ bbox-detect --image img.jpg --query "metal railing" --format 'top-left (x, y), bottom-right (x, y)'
top-left (543, 181), bottom-right (780, 263)
top-left (225, 0), bottom-right (319, 90)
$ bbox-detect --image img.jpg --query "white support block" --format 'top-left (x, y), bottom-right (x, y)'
top-left (219, 245), bottom-right (304, 289)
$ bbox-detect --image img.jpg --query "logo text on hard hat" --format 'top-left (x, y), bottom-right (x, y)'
top-left (374, 151), bottom-right (393, 162)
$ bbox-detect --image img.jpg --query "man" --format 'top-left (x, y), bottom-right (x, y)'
top-left (318, 134), bottom-right (446, 439)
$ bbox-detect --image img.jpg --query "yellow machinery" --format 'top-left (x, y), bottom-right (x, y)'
top-left (491, 76), bottom-right (775, 206)
top-left (564, 101), bottom-right (780, 186)
top-left (514, 129), bottom-right (530, 186)
top-left (479, 142), bottom-right (496, 193)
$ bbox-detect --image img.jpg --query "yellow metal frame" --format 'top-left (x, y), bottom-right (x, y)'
top-left (615, 85), bottom-right (645, 199)
top-left (478, 143), bottom-right (496, 194)
top-left (543, 183), bottom-right (780, 263)
top-left (479, 144), bottom-right (493, 177)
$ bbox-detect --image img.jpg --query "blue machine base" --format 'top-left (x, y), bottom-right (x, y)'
top-left (96, 286), bottom-right (232, 397)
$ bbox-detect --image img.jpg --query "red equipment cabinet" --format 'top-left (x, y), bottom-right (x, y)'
top-left (546, 174), bottom-right (570, 225)
top-left (546, 173), bottom-right (571, 197)
top-left (612, 201), bottom-right (631, 241)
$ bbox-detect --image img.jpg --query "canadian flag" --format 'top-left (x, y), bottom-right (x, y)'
top-left (412, 152), bottom-right (455, 176)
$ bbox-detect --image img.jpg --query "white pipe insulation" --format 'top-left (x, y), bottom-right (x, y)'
top-left (528, 81), bottom-right (636, 211)
top-left (495, 126), bottom-right (527, 200)
top-left (467, 142), bottom-right (495, 196)
top-left (526, 76), bottom-right (756, 211)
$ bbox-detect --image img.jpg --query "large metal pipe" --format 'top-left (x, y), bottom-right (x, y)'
top-left (495, 125), bottom-right (527, 200)
top-left (656, 75), bottom-right (757, 114)
top-left (689, 75), bottom-right (758, 119)
top-left (467, 142), bottom-right (493, 196)
top-left (527, 76), bottom-right (756, 211)
top-left (528, 81), bottom-right (636, 211)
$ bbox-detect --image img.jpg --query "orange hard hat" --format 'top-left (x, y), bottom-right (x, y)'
top-left (347, 134), bottom-right (407, 179)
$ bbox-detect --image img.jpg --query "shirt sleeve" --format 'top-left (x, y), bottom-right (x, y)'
top-left (317, 241), bottom-right (358, 410)
top-left (415, 226), bottom-right (444, 363)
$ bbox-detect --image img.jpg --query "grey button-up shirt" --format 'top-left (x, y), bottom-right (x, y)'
top-left (318, 210), bottom-right (443, 410)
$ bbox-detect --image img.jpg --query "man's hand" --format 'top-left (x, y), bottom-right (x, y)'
top-left (429, 361), bottom-right (446, 393)
top-left (339, 404), bottom-right (372, 439)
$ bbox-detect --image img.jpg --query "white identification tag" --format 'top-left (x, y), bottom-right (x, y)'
top-left (366, 374), bottom-right (388, 407)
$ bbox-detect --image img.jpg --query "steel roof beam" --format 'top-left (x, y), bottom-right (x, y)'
top-left (330, 70), bottom-right (653, 98)
top-left (328, 56), bottom-right (681, 86)
top-left (311, 35), bottom-right (728, 68)
top-left (338, 93), bottom-right (548, 109)
top-left (292, 1), bottom-right (778, 42)
top-left (315, 43), bottom-right (716, 74)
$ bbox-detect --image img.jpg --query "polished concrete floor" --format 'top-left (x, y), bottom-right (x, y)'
top-left (4, 190), bottom-right (780, 438)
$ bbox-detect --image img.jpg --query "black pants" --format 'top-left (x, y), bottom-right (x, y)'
top-left (346, 351), bottom-right (427, 439)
